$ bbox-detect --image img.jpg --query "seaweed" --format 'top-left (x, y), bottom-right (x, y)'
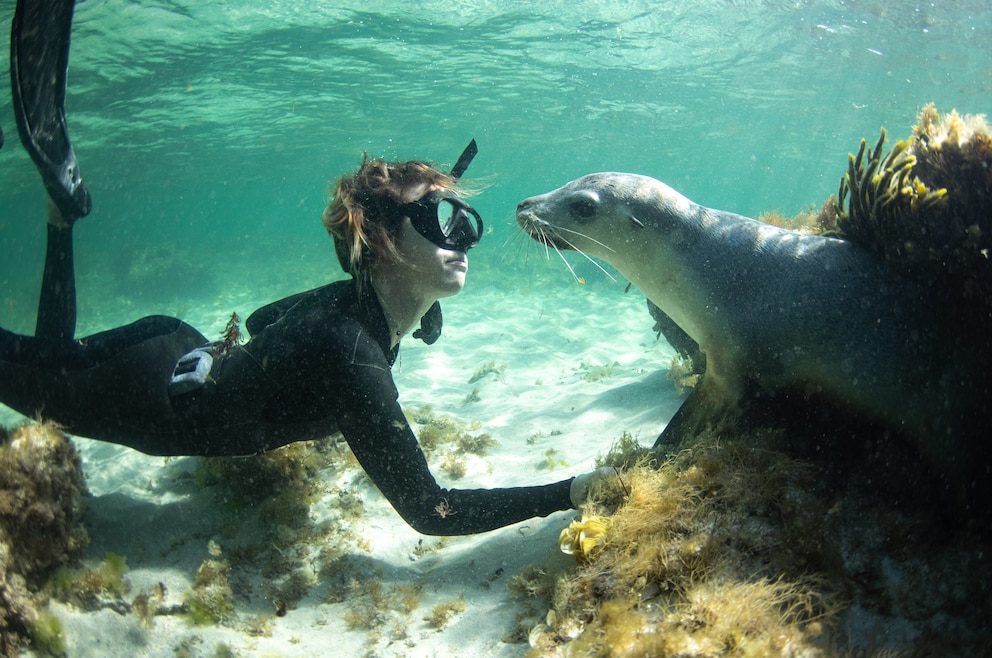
top-left (194, 439), bottom-right (331, 525)
top-left (667, 355), bottom-right (701, 395)
top-left (439, 452), bottom-right (467, 480)
top-left (594, 431), bottom-right (650, 470)
top-left (455, 431), bottom-right (498, 456)
top-left (207, 312), bottom-right (243, 357)
top-left (468, 359), bottom-right (507, 384)
top-left (406, 406), bottom-right (498, 461)
top-left (540, 448), bottom-right (568, 472)
top-left (47, 552), bottom-right (131, 610)
top-left (836, 104), bottom-right (992, 303)
top-left (183, 559), bottom-right (234, 626)
top-left (525, 422), bottom-right (842, 656)
top-left (582, 362), bottom-right (616, 383)
top-left (26, 609), bottom-right (66, 657)
top-left (423, 597), bottom-right (466, 629)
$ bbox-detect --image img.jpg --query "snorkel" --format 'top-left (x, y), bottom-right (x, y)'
top-left (450, 138), bottom-right (478, 179)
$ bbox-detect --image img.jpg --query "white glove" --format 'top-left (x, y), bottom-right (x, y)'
top-left (569, 467), bottom-right (615, 508)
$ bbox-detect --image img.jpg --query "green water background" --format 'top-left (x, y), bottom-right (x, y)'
top-left (0, 0), bottom-right (989, 336)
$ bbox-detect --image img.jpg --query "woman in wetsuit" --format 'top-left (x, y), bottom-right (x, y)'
top-left (2, 0), bottom-right (612, 536)
top-left (1, 151), bottom-right (618, 535)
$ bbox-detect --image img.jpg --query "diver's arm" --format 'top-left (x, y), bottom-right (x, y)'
top-left (335, 363), bottom-right (573, 536)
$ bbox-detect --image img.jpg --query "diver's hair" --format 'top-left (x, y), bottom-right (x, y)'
top-left (322, 157), bottom-right (459, 280)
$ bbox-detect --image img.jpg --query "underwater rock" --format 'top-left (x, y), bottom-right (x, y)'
top-left (0, 422), bottom-right (88, 655)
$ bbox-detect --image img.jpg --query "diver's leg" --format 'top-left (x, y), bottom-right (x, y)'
top-left (35, 202), bottom-right (76, 339)
top-left (0, 316), bottom-right (210, 454)
top-left (10, 0), bottom-right (92, 224)
top-left (11, 0), bottom-right (91, 338)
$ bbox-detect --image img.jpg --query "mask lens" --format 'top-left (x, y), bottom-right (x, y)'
top-left (438, 200), bottom-right (482, 251)
top-left (437, 199), bottom-right (461, 235)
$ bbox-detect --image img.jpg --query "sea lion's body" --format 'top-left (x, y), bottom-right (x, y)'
top-left (517, 173), bottom-right (988, 483)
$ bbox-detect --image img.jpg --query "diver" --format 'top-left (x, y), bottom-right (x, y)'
top-left (0, 0), bottom-right (611, 535)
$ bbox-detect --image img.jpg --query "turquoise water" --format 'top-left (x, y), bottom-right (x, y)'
top-left (1, 0), bottom-right (990, 335)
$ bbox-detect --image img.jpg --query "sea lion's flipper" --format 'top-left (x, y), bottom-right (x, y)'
top-left (652, 386), bottom-right (707, 455)
top-left (10, 0), bottom-right (92, 224)
top-left (647, 300), bottom-right (705, 372)
top-left (651, 378), bottom-right (741, 458)
top-left (651, 379), bottom-right (769, 457)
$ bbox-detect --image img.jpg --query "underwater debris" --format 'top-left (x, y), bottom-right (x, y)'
top-left (836, 104), bottom-right (992, 301)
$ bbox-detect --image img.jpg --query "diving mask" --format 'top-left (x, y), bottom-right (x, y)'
top-left (399, 190), bottom-right (484, 253)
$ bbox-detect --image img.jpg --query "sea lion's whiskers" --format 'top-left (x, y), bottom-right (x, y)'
top-left (551, 225), bottom-right (617, 254)
top-left (552, 244), bottom-right (583, 284)
top-left (510, 223), bottom-right (554, 266)
top-left (548, 231), bottom-right (618, 283)
top-left (505, 218), bottom-right (549, 266)
top-left (531, 225), bottom-right (554, 261)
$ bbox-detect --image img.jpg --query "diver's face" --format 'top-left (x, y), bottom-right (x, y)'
top-left (392, 215), bottom-right (468, 300)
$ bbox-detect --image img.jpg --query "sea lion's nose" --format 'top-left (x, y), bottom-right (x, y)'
top-left (516, 198), bottom-right (533, 213)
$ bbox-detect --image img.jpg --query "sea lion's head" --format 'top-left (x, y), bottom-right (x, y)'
top-left (516, 173), bottom-right (693, 259)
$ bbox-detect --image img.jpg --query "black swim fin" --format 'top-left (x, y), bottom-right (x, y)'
top-left (10, 0), bottom-right (92, 224)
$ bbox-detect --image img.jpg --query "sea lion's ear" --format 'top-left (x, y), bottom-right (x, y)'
top-left (628, 215), bottom-right (645, 228)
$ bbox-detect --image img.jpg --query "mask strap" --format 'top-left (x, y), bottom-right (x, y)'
top-left (449, 139), bottom-right (477, 179)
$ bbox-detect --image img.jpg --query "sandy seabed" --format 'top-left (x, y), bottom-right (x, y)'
top-left (2, 281), bottom-right (680, 657)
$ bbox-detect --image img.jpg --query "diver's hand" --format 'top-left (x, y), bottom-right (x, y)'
top-left (569, 467), bottom-right (615, 508)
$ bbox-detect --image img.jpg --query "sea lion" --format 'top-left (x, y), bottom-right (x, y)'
top-left (516, 173), bottom-right (990, 489)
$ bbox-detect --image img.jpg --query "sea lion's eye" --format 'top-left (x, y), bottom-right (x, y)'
top-left (569, 194), bottom-right (598, 220)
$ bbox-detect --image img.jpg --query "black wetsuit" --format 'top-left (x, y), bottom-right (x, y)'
top-left (2, 0), bottom-right (571, 534)
top-left (0, 280), bottom-right (573, 534)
